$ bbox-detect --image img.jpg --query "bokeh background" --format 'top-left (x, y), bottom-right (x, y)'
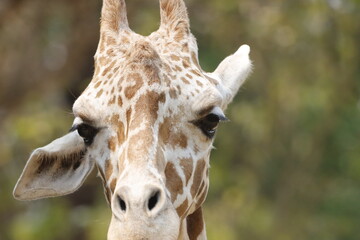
top-left (1, 0), bottom-right (359, 239)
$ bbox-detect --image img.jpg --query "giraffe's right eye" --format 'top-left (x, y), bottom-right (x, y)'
top-left (76, 124), bottom-right (98, 146)
top-left (196, 114), bottom-right (221, 138)
top-left (192, 107), bottom-right (229, 139)
top-left (193, 114), bottom-right (228, 139)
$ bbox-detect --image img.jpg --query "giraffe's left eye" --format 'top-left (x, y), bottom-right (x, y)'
top-left (76, 124), bottom-right (98, 146)
top-left (193, 111), bottom-right (228, 139)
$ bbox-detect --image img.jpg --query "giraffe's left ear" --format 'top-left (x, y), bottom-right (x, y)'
top-left (13, 131), bottom-right (94, 200)
top-left (212, 44), bottom-right (252, 106)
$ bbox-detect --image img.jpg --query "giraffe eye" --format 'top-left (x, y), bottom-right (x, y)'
top-left (192, 107), bottom-right (228, 139)
top-left (194, 113), bottom-right (228, 139)
top-left (201, 114), bottom-right (220, 138)
top-left (76, 124), bottom-right (98, 146)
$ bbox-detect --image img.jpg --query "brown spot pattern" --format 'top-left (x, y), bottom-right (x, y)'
top-left (106, 48), bottom-right (116, 57)
top-left (127, 129), bottom-right (154, 164)
top-left (179, 157), bottom-right (193, 185)
top-left (145, 65), bottom-right (161, 85)
top-left (96, 89), bottom-right (103, 98)
top-left (110, 114), bottom-right (125, 145)
top-left (113, 66), bottom-right (119, 73)
top-left (196, 80), bottom-right (203, 87)
top-left (170, 54), bottom-right (180, 61)
top-left (105, 159), bottom-right (113, 181)
top-left (106, 36), bottom-right (116, 46)
top-left (185, 73), bottom-right (193, 79)
top-left (102, 61), bottom-right (116, 77)
top-left (108, 96), bottom-right (116, 105)
top-left (182, 59), bottom-right (190, 68)
top-left (186, 207), bottom-right (204, 240)
top-left (174, 133), bottom-right (188, 148)
top-left (176, 198), bottom-right (188, 217)
top-left (108, 136), bottom-right (116, 151)
top-left (181, 77), bottom-right (190, 84)
top-left (94, 81), bottom-right (102, 89)
top-left (117, 95), bottom-right (123, 107)
top-left (190, 69), bottom-right (201, 76)
top-left (191, 51), bottom-right (201, 70)
top-left (191, 159), bottom-right (205, 197)
top-left (174, 65), bottom-right (182, 72)
top-left (99, 56), bottom-right (107, 65)
top-left (174, 30), bottom-right (186, 42)
top-left (165, 162), bottom-right (183, 202)
top-left (118, 152), bottom-right (126, 174)
top-left (110, 178), bottom-right (117, 193)
top-left (132, 91), bottom-right (164, 128)
top-left (182, 43), bottom-right (189, 52)
top-left (124, 73), bottom-right (143, 99)
top-left (195, 184), bottom-right (208, 209)
top-left (169, 88), bottom-right (177, 99)
top-left (159, 117), bottom-right (171, 144)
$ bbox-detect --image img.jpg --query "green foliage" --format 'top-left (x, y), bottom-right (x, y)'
top-left (1, 0), bottom-right (359, 239)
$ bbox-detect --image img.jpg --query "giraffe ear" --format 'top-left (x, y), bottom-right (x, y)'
top-left (13, 131), bottom-right (94, 201)
top-left (213, 44), bottom-right (252, 105)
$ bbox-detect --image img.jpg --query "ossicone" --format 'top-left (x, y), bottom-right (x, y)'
top-left (101, 0), bottom-right (130, 33)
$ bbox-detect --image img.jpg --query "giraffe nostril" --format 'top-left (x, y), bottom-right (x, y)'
top-left (147, 190), bottom-right (160, 211)
top-left (113, 185), bottom-right (165, 217)
top-left (118, 196), bottom-right (127, 212)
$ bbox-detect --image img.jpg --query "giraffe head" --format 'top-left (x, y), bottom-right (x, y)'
top-left (13, 0), bottom-right (252, 239)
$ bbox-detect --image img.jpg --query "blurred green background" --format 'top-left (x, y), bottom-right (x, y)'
top-left (1, 0), bottom-right (359, 239)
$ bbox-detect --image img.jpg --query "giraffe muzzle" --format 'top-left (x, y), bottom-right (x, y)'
top-left (112, 183), bottom-right (166, 219)
top-left (108, 182), bottom-right (180, 240)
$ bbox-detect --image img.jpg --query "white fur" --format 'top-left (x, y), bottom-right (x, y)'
top-left (13, 131), bottom-right (94, 200)
top-left (211, 44), bottom-right (252, 106)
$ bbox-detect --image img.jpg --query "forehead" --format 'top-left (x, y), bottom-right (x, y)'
top-left (72, 34), bottom-right (222, 123)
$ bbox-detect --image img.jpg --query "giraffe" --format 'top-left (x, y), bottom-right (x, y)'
top-left (13, 0), bottom-right (252, 239)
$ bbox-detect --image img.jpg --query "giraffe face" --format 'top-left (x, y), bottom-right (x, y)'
top-left (13, 1), bottom-right (252, 239)
top-left (71, 34), bottom-right (228, 238)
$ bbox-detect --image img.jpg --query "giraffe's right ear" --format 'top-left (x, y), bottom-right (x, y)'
top-left (13, 131), bottom-right (94, 201)
top-left (212, 44), bottom-right (252, 106)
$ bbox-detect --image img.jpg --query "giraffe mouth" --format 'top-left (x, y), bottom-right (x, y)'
top-left (107, 202), bottom-right (180, 240)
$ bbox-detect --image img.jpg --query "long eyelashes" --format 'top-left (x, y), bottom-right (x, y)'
top-left (70, 124), bottom-right (99, 146)
top-left (192, 108), bottom-right (228, 139)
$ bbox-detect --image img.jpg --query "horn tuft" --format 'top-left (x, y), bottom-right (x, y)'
top-left (101, 0), bottom-right (129, 33)
top-left (159, 0), bottom-right (190, 38)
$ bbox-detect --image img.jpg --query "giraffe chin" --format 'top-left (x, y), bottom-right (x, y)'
top-left (107, 208), bottom-right (180, 240)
